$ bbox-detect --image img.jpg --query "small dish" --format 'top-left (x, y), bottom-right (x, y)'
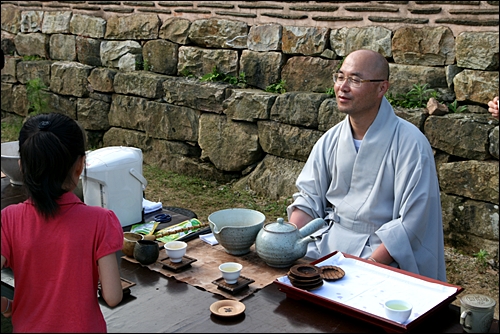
top-left (210, 300), bottom-right (245, 317)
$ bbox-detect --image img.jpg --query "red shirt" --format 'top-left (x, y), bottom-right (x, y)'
top-left (1, 192), bottom-right (123, 333)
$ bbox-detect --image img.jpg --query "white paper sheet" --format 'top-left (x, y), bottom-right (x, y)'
top-left (276, 252), bottom-right (458, 324)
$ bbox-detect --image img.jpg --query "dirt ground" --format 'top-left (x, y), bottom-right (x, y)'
top-left (444, 246), bottom-right (499, 320)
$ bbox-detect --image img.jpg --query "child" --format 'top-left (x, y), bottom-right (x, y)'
top-left (1, 113), bottom-right (123, 332)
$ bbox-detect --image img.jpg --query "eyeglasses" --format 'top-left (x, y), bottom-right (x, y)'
top-left (333, 73), bottom-right (386, 88)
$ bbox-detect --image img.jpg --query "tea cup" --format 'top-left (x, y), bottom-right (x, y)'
top-left (384, 299), bottom-right (412, 323)
top-left (219, 262), bottom-right (243, 284)
top-left (122, 232), bottom-right (144, 258)
top-left (164, 241), bottom-right (187, 263)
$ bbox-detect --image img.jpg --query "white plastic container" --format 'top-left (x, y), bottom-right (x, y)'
top-left (82, 146), bottom-right (147, 227)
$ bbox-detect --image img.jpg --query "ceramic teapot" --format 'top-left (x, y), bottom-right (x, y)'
top-left (255, 217), bottom-right (326, 268)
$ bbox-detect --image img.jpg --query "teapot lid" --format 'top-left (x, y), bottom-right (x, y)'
top-left (264, 218), bottom-right (297, 233)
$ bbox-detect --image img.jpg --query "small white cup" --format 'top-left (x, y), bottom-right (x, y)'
top-left (164, 241), bottom-right (187, 263)
top-left (384, 299), bottom-right (412, 323)
top-left (219, 262), bottom-right (243, 284)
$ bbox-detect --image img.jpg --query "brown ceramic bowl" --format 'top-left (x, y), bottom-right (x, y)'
top-left (122, 232), bottom-right (143, 257)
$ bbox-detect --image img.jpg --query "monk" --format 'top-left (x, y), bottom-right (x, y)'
top-left (287, 49), bottom-right (447, 282)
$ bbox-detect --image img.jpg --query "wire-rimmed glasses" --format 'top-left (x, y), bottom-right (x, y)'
top-left (333, 73), bottom-right (386, 88)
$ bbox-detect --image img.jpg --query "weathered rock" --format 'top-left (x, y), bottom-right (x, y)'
top-left (50, 61), bottom-right (93, 97)
top-left (1, 56), bottom-right (20, 83)
top-left (143, 39), bottom-right (178, 75)
top-left (199, 113), bottom-right (262, 172)
top-left (438, 160), bottom-right (499, 203)
top-left (188, 18), bottom-right (248, 49)
top-left (46, 91), bottom-right (77, 118)
top-left (456, 31), bottom-right (499, 71)
top-left (281, 56), bottom-right (339, 93)
top-left (330, 26), bottom-right (392, 58)
top-left (77, 98), bottom-right (111, 131)
top-left (76, 36), bottom-right (102, 67)
top-left (159, 17), bottom-right (191, 44)
top-left (258, 120), bottom-right (323, 161)
top-left (1, 83), bottom-right (14, 113)
top-left (70, 14), bottom-right (106, 39)
top-left (392, 26), bottom-right (455, 66)
top-left (388, 63), bottom-right (447, 97)
top-left (271, 92), bottom-right (329, 128)
top-left (490, 126), bottom-right (499, 160)
top-left (282, 25), bottom-right (328, 55)
top-left (393, 107), bottom-right (428, 131)
top-left (163, 77), bottom-right (230, 113)
top-left (10, 84), bottom-right (28, 116)
top-left (105, 14), bottom-right (160, 40)
top-left (223, 89), bottom-right (276, 122)
top-left (247, 23), bottom-right (282, 52)
top-left (14, 32), bottom-right (49, 58)
top-left (453, 69), bottom-right (500, 105)
top-left (41, 11), bottom-right (72, 34)
top-left (240, 50), bottom-right (284, 91)
top-left (318, 98), bottom-right (345, 131)
top-left (177, 46), bottom-right (238, 78)
top-left (234, 154), bottom-right (305, 200)
top-left (109, 94), bottom-right (199, 142)
top-left (427, 97), bottom-right (449, 116)
top-left (441, 192), bottom-right (499, 257)
top-left (113, 71), bottom-right (169, 99)
top-left (88, 67), bottom-right (117, 93)
top-left (20, 10), bottom-right (43, 33)
top-left (16, 60), bottom-right (52, 86)
top-left (100, 40), bottom-right (142, 69)
top-left (49, 34), bottom-right (76, 61)
top-left (425, 114), bottom-right (495, 160)
top-left (1, 7), bottom-right (21, 34)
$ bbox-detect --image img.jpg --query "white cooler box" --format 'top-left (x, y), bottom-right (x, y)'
top-left (82, 146), bottom-right (147, 227)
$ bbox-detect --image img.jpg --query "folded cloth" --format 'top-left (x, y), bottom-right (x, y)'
top-left (143, 198), bottom-right (162, 214)
top-left (199, 233), bottom-right (218, 246)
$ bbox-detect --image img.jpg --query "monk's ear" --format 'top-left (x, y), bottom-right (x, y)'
top-left (378, 80), bottom-right (389, 98)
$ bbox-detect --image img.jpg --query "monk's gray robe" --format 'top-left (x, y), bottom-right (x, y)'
top-left (287, 97), bottom-right (447, 282)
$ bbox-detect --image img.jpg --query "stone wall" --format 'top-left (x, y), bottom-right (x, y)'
top-left (1, 4), bottom-right (499, 259)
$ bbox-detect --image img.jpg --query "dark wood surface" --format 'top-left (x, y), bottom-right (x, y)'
top-left (1, 175), bottom-right (498, 333)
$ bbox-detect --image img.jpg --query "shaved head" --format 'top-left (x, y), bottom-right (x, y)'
top-left (344, 49), bottom-right (389, 80)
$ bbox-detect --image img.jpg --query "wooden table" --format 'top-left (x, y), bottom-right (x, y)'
top-left (2, 175), bottom-right (498, 333)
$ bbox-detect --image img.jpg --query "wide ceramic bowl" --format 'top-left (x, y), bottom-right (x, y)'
top-left (208, 208), bottom-right (265, 256)
top-left (1, 141), bottom-right (23, 185)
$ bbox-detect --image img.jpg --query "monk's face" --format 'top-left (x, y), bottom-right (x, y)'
top-left (334, 50), bottom-right (389, 118)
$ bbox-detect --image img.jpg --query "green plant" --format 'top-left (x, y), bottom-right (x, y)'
top-left (200, 66), bottom-right (247, 88)
top-left (265, 79), bottom-right (287, 94)
top-left (135, 59), bottom-right (151, 71)
top-left (22, 55), bottom-right (44, 61)
top-left (1, 115), bottom-right (24, 142)
top-left (385, 83), bottom-right (440, 109)
top-left (180, 68), bottom-right (195, 78)
top-left (448, 100), bottom-right (467, 113)
top-left (200, 66), bottom-right (226, 82)
top-left (26, 77), bottom-right (50, 115)
top-left (473, 249), bottom-right (489, 269)
top-left (325, 87), bottom-right (335, 96)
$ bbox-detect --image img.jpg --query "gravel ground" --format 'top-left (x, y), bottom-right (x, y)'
top-left (444, 246), bottom-right (499, 320)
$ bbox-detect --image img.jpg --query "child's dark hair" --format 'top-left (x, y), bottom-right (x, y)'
top-left (18, 113), bottom-right (86, 218)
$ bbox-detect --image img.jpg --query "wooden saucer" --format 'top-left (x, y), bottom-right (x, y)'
top-left (319, 265), bottom-right (345, 281)
top-left (210, 300), bottom-right (245, 317)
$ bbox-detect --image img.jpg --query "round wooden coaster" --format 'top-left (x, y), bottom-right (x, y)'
top-left (288, 264), bottom-right (321, 280)
top-left (320, 265), bottom-right (345, 281)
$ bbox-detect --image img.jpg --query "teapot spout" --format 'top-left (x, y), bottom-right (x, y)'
top-left (298, 218), bottom-right (327, 238)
